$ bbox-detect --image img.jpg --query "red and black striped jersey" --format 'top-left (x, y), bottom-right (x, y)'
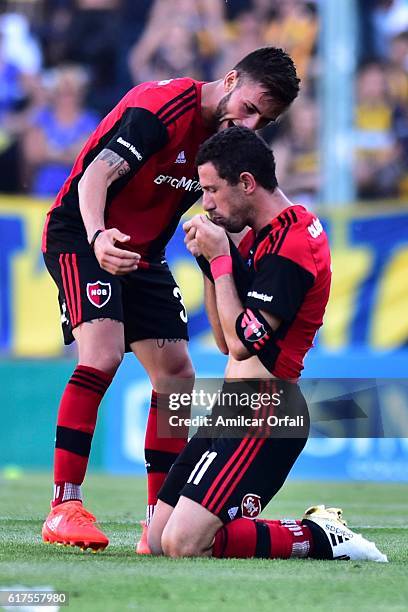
top-left (42, 78), bottom-right (212, 257)
top-left (238, 205), bottom-right (331, 379)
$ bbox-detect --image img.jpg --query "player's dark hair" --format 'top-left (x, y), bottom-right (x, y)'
top-left (234, 47), bottom-right (300, 108)
top-left (196, 126), bottom-right (277, 192)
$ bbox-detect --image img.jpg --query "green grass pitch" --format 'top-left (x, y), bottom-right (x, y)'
top-left (1, 474), bottom-right (407, 612)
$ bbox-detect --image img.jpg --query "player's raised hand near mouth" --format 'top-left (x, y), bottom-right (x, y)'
top-left (183, 214), bottom-right (229, 261)
top-left (183, 219), bottom-right (200, 256)
top-left (92, 228), bottom-right (140, 275)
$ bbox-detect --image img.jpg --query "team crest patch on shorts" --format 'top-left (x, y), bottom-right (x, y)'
top-left (86, 281), bottom-right (112, 308)
top-left (241, 493), bottom-right (262, 519)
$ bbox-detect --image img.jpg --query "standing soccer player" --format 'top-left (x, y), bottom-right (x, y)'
top-left (147, 127), bottom-right (386, 563)
top-left (41, 48), bottom-right (300, 551)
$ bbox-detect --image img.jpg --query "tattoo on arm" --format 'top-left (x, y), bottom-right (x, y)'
top-left (95, 149), bottom-right (131, 176)
top-left (156, 338), bottom-right (184, 349)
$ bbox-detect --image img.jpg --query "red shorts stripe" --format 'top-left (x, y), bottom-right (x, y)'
top-left (64, 254), bottom-right (78, 326)
top-left (212, 438), bottom-right (265, 515)
top-left (59, 254), bottom-right (76, 327)
top-left (205, 438), bottom-right (259, 512)
top-left (206, 394), bottom-right (271, 514)
top-left (71, 254), bottom-right (82, 324)
top-left (201, 438), bottom-right (253, 508)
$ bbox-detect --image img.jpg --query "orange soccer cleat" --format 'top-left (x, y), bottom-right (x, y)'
top-left (42, 501), bottom-right (109, 552)
top-left (135, 520), bottom-right (151, 555)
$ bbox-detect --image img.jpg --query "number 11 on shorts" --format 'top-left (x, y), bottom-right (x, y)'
top-left (187, 450), bottom-right (217, 485)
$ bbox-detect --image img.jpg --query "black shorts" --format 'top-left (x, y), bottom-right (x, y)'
top-left (43, 252), bottom-right (188, 348)
top-left (159, 384), bottom-right (309, 524)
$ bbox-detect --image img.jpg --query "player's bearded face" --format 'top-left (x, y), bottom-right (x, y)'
top-left (200, 162), bottom-right (249, 232)
top-left (208, 191), bottom-right (248, 233)
top-left (214, 91), bottom-right (235, 131)
top-left (213, 211), bottom-right (247, 233)
top-left (214, 78), bottom-right (280, 131)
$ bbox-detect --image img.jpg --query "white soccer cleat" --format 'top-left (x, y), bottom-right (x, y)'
top-left (302, 505), bottom-right (388, 563)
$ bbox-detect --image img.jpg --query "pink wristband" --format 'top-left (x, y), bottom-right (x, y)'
top-left (210, 255), bottom-right (232, 280)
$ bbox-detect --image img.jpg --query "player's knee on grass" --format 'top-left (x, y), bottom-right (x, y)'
top-left (147, 528), bottom-right (163, 556)
top-left (161, 497), bottom-right (221, 558)
top-left (147, 501), bottom-right (175, 555)
top-left (161, 523), bottom-right (204, 558)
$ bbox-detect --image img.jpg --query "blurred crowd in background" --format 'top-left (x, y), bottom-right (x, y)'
top-left (0, 0), bottom-right (407, 204)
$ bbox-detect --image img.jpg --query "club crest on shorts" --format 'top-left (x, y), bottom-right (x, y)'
top-left (241, 493), bottom-right (262, 519)
top-left (86, 281), bottom-right (111, 308)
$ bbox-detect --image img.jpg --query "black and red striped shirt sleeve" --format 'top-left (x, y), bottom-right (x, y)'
top-left (246, 253), bottom-right (315, 321)
top-left (104, 80), bottom-right (199, 173)
top-left (104, 106), bottom-right (168, 172)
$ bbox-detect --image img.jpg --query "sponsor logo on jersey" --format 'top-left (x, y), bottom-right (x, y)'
top-left (228, 506), bottom-right (239, 520)
top-left (116, 136), bottom-right (143, 161)
top-left (175, 150), bottom-right (187, 164)
top-left (241, 494), bottom-right (262, 519)
top-left (158, 79), bottom-right (173, 86)
top-left (154, 174), bottom-right (202, 192)
top-left (86, 281), bottom-right (112, 308)
top-left (308, 217), bottom-right (323, 238)
top-left (247, 290), bottom-right (273, 303)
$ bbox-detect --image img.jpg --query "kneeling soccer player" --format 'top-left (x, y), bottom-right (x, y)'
top-left (146, 127), bottom-right (386, 562)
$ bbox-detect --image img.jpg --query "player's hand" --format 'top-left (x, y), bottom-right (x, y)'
top-left (186, 238), bottom-right (202, 257)
top-left (183, 221), bottom-right (202, 256)
top-left (185, 215), bottom-right (229, 261)
top-left (93, 228), bottom-right (141, 275)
